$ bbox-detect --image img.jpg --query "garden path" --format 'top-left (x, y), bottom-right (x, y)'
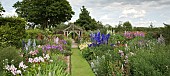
top-left (71, 40), bottom-right (95, 76)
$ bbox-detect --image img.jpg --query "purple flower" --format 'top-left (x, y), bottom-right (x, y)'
top-left (61, 40), bottom-right (67, 44)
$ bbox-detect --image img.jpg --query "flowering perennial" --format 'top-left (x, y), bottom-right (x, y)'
top-left (42, 45), bottom-right (63, 51)
top-left (5, 61), bottom-right (28, 75)
top-left (124, 31), bottom-right (145, 39)
top-left (89, 32), bottom-right (110, 47)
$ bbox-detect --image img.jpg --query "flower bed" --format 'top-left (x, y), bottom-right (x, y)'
top-left (79, 31), bottom-right (170, 76)
top-left (0, 35), bottom-right (72, 76)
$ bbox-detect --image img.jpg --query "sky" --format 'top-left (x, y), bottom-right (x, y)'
top-left (1, 0), bottom-right (170, 27)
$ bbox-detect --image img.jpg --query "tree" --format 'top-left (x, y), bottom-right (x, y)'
top-left (123, 21), bottom-right (132, 31)
top-left (75, 6), bottom-right (98, 30)
top-left (0, 2), bottom-right (5, 17)
top-left (13, 0), bottom-right (74, 29)
top-left (162, 23), bottom-right (170, 44)
top-left (115, 21), bottom-right (123, 32)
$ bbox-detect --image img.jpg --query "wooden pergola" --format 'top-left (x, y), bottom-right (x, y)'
top-left (63, 23), bottom-right (83, 38)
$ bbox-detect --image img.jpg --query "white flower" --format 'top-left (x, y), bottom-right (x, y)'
top-left (10, 65), bottom-right (17, 75)
top-left (16, 70), bottom-right (22, 74)
top-left (39, 56), bottom-right (44, 62)
top-left (49, 60), bottom-right (53, 62)
top-left (91, 62), bottom-right (94, 68)
top-left (44, 54), bottom-right (50, 60)
top-left (55, 37), bottom-right (59, 44)
top-left (28, 58), bottom-right (33, 63)
top-left (33, 57), bottom-right (40, 63)
top-left (19, 61), bottom-right (28, 69)
top-left (38, 45), bottom-right (42, 48)
top-left (130, 52), bottom-right (135, 56)
top-left (125, 55), bottom-right (128, 59)
top-left (10, 64), bottom-right (17, 71)
top-left (125, 44), bottom-right (128, 47)
top-left (118, 50), bottom-right (124, 57)
top-left (19, 61), bottom-right (24, 68)
top-left (5, 65), bottom-right (10, 71)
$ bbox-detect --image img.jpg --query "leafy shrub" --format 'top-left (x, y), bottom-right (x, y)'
top-left (109, 34), bottom-right (125, 44)
top-left (82, 44), bottom-right (114, 62)
top-left (0, 47), bottom-right (22, 72)
top-left (0, 17), bottom-right (26, 48)
top-left (91, 55), bottom-right (113, 76)
top-left (129, 44), bottom-right (170, 76)
top-left (26, 29), bottom-right (44, 39)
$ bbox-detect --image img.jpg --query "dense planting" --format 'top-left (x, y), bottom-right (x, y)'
top-left (79, 31), bottom-right (170, 76)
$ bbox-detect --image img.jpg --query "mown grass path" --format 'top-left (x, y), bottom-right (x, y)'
top-left (71, 48), bottom-right (95, 76)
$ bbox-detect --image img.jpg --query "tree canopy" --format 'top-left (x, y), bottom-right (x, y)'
top-left (123, 21), bottom-right (132, 31)
top-left (13, 0), bottom-right (74, 29)
top-left (0, 2), bottom-right (5, 17)
top-left (75, 6), bottom-right (100, 30)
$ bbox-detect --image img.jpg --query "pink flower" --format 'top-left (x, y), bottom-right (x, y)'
top-left (29, 50), bottom-right (39, 56)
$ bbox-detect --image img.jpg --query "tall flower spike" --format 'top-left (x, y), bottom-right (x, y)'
top-left (27, 39), bottom-right (31, 47)
top-left (33, 39), bottom-right (36, 50)
top-left (25, 44), bottom-right (28, 52)
top-left (22, 40), bottom-right (25, 51)
top-left (55, 37), bottom-right (59, 44)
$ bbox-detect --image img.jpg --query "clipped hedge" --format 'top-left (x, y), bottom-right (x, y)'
top-left (0, 17), bottom-right (26, 47)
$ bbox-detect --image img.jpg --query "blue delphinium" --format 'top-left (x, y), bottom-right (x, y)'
top-left (89, 32), bottom-right (110, 47)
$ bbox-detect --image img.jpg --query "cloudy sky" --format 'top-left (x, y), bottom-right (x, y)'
top-left (1, 0), bottom-right (170, 27)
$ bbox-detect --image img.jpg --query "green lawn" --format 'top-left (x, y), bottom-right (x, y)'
top-left (71, 48), bottom-right (95, 76)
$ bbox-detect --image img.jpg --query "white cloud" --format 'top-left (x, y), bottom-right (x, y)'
top-left (119, 8), bottom-right (146, 18)
top-left (1, 0), bottom-right (169, 27)
top-left (99, 15), bottom-right (117, 26)
top-left (133, 20), bottom-right (158, 27)
top-left (2, 9), bottom-right (18, 17)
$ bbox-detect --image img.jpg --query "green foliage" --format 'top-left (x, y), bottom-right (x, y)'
top-left (162, 24), bottom-right (170, 44)
top-left (91, 55), bottom-right (113, 76)
top-left (82, 45), bottom-right (114, 61)
top-left (0, 17), bottom-right (26, 47)
top-left (0, 2), bottom-right (5, 16)
top-left (26, 29), bottom-right (45, 39)
top-left (123, 21), bottom-right (132, 31)
top-left (110, 34), bottom-right (125, 44)
top-left (129, 44), bottom-right (170, 76)
top-left (75, 6), bottom-right (100, 30)
top-left (21, 54), bottom-right (69, 76)
top-left (0, 47), bottom-right (22, 72)
top-left (13, 0), bottom-right (74, 29)
top-left (62, 39), bottom-right (72, 56)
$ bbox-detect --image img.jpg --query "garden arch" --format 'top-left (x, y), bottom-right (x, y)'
top-left (63, 23), bottom-right (83, 39)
